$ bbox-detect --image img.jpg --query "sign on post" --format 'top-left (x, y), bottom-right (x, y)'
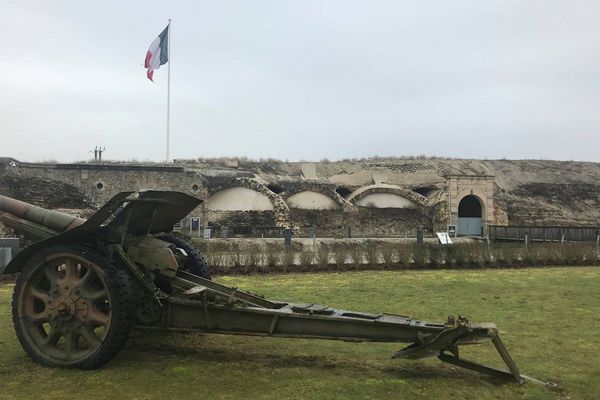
top-left (436, 232), bottom-right (453, 245)
top-left (447, 224), bottom-right (457, 237)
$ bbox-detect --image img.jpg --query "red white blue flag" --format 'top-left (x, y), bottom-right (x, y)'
top-left (144, 25), bottom-right (169, 81)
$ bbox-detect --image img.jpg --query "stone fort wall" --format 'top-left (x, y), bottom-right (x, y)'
top-left (0, 158), bottom-right (504, 237)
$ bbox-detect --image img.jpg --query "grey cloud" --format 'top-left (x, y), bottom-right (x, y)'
top-left (1, 0), bottom-right (598, 162)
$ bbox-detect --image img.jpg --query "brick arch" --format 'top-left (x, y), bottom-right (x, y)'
top-left (347, 184), bottom-right (429, 207)
top-left (208, 178), bottom-right (291, 228)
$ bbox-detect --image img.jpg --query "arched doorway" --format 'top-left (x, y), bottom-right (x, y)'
top-left (457, 195), bottom-right (483, 236)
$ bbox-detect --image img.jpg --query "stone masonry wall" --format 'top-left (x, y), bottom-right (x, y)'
top-left (0, 159), bottom-right (498, 237)
top-left (4, 163), bottom-right (206, 205)
top-left (205, 210), bottom-right (276, 228)
top-left (353, 208), bottom-right (429, 237)
top-left (289, 209), bottom-right (348, 237)
top-left (0, 175), bottom-right (96, 209)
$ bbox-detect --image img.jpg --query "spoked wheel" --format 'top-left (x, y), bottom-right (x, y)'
top-left (12, 245), bottom-right (132, 368)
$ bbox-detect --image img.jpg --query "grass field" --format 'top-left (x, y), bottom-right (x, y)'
top-left (0, 267), bottom-right (598, 400)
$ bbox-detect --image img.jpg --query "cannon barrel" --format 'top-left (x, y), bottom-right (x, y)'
top-left (0, 195), bottom-right (85, 237)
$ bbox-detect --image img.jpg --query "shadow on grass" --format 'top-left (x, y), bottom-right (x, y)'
top-left (118, 331), bottom-right (516, 387)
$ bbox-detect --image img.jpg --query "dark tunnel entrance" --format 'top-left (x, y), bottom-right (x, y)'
top-left (457, 195), bottom-right (483, 236)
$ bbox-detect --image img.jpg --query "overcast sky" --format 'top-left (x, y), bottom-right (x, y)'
top-left (1, 1), bottom-right (599, 163)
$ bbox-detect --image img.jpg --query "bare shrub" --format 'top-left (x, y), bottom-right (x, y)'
top-left (520, 248), bottom-right (535, 266)
top-left (396, 244), bottom-right (411, 266)
top-left (242, 244), bottom-right (262, 273)
top-left (206, 251), bottom-right (224, 270)
top-left (364, 243), bottom-right (379, 268)
top-left (218, 254), bottom-right (233, 274)
top-left (332, 244), bottom-right (349, 269)
top-left (316, 243), bottom-right (330, 270)
top-left (581, 244), bottom-right (599, 265)
top-left (447, 244), bottom-right (468, 267)
top-left (264, 243), bottom-right (282, 269)
top-left (281, 250), bottom-right (295, 272)
top-left (501, 245), bottom-right (521, 266)
top-left (191, 240), bottom-right (208, 254)
top-left (533, 245), bottom-right (556, 266)
top-left (563, 244), bottom-right (587, 265)
top-left (381, 244), bottom-right (396, 268)
top-left (467, 244), bottom-right (489, 267)
top-left (349, 245), bottom-right (364, 269)
top-left (427, 244), bottom-right (443, 267)
top-left (299, 247), bottom-right (315, 268)
top-left (411, 244), bottom-right (428, 267)
top-left (231, 243), bottom-right (243, 268)
top-left (490, 246), bottom-right (504, 267)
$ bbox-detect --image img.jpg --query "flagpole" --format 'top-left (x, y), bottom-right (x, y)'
top-left (166, 18), bottom-right (171, 163)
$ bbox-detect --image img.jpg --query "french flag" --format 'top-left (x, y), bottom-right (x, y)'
top-left (144, 25), bottom-right (169, 81)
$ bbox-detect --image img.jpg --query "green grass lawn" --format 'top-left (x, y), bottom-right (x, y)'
top-left (0, 267), bottom-right (598, 400)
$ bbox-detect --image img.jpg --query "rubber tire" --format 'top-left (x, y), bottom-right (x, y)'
top-left (157, 235), bottom-right (211, 280)
top-left (12, 245), bottom-right (133, 369)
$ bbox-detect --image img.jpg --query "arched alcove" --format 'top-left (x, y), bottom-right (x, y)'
top-left (205, 187), bottom-right (274, 211)
top-left (457, 195), bottom-right (483, 236)
top-left (355, 193), bottom-right (417, 209)
top-left (286, 191), bottom-right (341, 210)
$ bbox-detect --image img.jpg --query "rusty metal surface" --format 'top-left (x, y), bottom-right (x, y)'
top-left (0, 213), bottom-right (57, 242)
top-left (0, 195), bottom-right (85, 233)
top-left (1, 191), bottom-right (133, 274)
top-left (16, 251), bottom-right (113, 364)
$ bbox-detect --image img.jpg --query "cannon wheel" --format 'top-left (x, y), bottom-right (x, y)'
top-left (12, 245), bottom-right (132, 368)
top-left (157, 235), bottom-right (211, 280)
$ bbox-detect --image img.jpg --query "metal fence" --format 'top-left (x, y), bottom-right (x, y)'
top-left (489, 225), bottom-right (600, 243)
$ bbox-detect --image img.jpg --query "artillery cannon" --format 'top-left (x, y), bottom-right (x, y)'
top-left (0, 191), bottom-right (524, 383)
